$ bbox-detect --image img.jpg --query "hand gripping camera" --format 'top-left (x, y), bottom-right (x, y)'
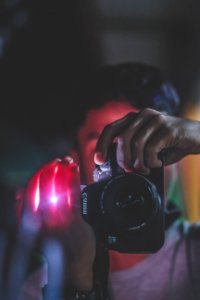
top-left (81, 144), bottom-right (165, 253)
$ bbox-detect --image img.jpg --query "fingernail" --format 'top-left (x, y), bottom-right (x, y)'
top-left (63, 156), bottom-right (74, 163)
top-left (94, 152), bottom-right (105, 164)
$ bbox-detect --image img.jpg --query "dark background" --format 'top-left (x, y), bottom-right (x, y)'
top-left (0, 0), bottom-right (102, 187)
top-left (1, 0), bottom-right (200, 226)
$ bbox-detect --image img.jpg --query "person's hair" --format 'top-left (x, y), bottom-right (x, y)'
top-left (70, 62), bottom-right (180, 147)
top-left (85, 62), bottom-right (180, 115)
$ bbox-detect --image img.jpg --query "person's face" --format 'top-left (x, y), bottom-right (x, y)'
top-left (77, 100), bottom-right (138, 183)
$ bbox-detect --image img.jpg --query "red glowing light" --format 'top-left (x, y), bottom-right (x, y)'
top-left (23, 157), bottom-right (80, 228)
top-left (34, 177), bottom-right (40, 212)
top-left (50, 164), bottom-right (58, 205)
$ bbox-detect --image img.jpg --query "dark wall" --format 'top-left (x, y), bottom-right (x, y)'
top-left (0, 0), bottom-right (104, 233)
top-left (0, 0), bottom-right (103, 187)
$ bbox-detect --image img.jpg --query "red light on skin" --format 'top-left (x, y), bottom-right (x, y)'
top-left (24, 157), bottom-right (80, 229)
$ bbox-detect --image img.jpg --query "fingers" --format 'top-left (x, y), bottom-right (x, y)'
top-left (25, 159), bottom-right (61, 212)
top-left (95, 108), bottom-right (163, 172)
top-left (116, 109), bottom-right (161, 173)
top-left (24, 156), bottom-right (81, 229)
top-left (94, 112), bottom-right (137, 164)
top-left (130, 113), bottom-right (169, 173)
top-left (94, 108), bottom-right (178, 173)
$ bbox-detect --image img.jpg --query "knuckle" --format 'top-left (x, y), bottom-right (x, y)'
top-left (155, 113), bottom-right (167, 124)
top-left (102, 123), bottom-right (112, 134)
top-left (160, 123), bottom-right (174, 138)
top-left (144, 108), bottom-right (154, 114)
top-left (141, 108), bottom-right (158, 116)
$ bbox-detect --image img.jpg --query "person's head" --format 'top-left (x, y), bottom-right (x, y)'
top-left (73, 62), bottom-right (180, 185)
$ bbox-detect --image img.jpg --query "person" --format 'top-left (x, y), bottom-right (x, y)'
top-left (71, 62), bottom-right (181, 274)
top-left (18, 62), bottom-right (200, 300)
top-left (94, 108), bottom-right (200, 300)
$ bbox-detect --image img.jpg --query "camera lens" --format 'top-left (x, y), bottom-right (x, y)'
top-left (100, 173), bottom-right (161, 231)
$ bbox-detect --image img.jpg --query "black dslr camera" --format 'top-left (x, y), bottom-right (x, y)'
top-left (81, 144), bottom-right (165, 253)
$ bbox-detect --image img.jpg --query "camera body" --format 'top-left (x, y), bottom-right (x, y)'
top-left (81, 144), bottom-right (165, 253)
